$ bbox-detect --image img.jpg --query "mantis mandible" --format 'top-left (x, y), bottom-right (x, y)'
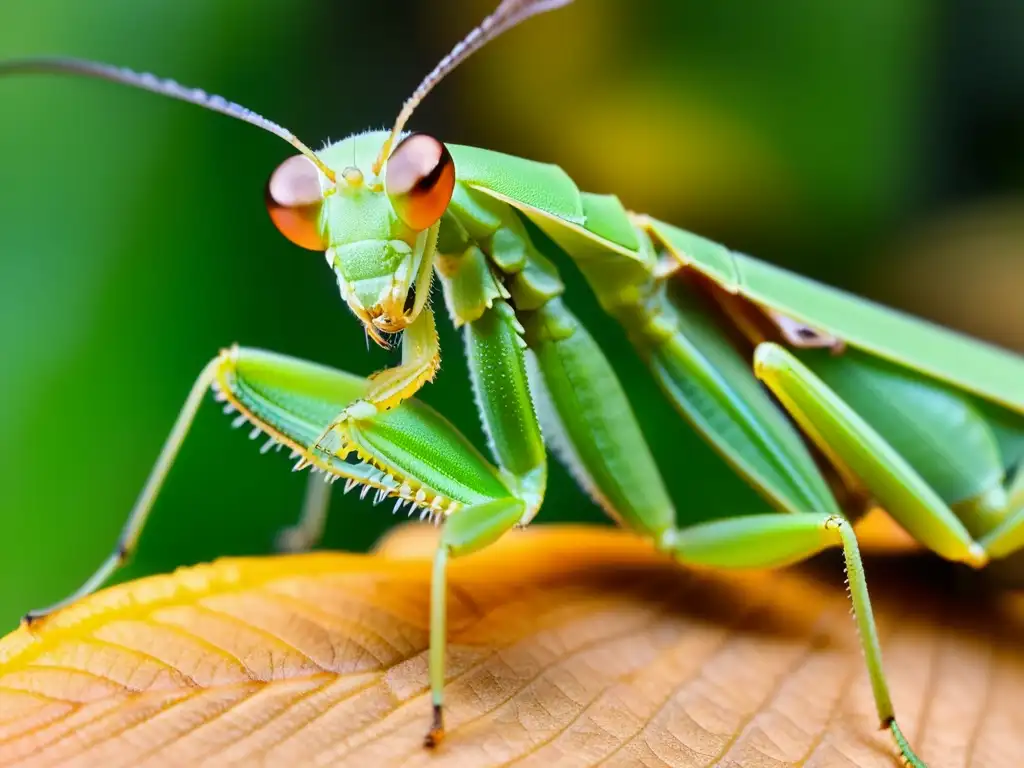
top-left (4, 1), bottom-right (1024, 764)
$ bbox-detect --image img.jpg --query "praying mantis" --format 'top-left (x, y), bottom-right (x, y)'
top-left (3, 2), bottom-right (1024, 765)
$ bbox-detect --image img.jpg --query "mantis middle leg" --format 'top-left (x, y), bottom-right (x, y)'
top-left (419, 296), bottom-right (549, 744)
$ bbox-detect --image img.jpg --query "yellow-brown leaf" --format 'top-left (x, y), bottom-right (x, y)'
top-left (1, 523), bottom-right (1021, 767)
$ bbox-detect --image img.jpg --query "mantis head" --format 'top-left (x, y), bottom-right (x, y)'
top-left (265, 131), bottom-right (455, 346)
top-left (261, 0), bottom-right (573, 347)
top-left (5, 1), bottom-right (573, 348)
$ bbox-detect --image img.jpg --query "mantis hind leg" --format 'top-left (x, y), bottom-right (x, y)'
top-left (753, 342), bottom-right (988, 567)
top-left (659, 512), bottom-right (924, 768)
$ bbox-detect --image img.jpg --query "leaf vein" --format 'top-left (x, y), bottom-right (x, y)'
top-left (256, 591), bottom-right (408, 665)
top-left (186, 603), bottom-right (332, 673)
top-left (332, 609), bottom-right (671, 763)
top-left (12, 689), bottom-right (194, 765)
top-left (140, 618), bottom-right (259, 680)
top-left (213, 673), bottom-right (384, 764)
top-left (592, 581), bottom-right (789, 767)
top-left (127, 683), bottom-right (264, 765)
top-left (81, 637), bottom-right (200, 688)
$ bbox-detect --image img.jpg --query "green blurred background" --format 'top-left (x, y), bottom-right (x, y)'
top-left (2, 0), bottom-right (1022, 631)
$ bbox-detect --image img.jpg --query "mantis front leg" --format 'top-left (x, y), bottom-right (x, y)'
top-left (314, 306), bottom-right (440, 453)
top-left (22, 344), bottom-right (516, 630)
top-left (23, 341), bottom-right (549, 745)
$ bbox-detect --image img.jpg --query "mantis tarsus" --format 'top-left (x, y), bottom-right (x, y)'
top-left (4, 1), bottom-right (1024, 764)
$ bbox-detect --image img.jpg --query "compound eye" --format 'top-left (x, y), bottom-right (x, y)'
top-left (265, 155), bottom-right (327, 250)
top-left (385, 133), bottom-right (455, 231)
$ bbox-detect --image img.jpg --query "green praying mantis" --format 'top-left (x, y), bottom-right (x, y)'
top-left (4, 1), bottom-right (1024, 764)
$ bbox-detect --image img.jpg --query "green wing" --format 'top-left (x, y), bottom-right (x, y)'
top-left (448, 142), bottom-right (1024, 415)
top-left (633, 219), bottom-right (1024, 415)
top-left (730, 251), bottom-right (1024, 414)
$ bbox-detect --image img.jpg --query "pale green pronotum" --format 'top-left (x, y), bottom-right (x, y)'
top-left (4, 1), bottom-right (1024, 764)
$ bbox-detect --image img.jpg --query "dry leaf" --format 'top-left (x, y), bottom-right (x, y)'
top-left (1, 523), bottom-right (1022, 768)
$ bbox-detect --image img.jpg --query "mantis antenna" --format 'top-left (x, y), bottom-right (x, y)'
top-left (0, 57), bottom-right (337, 183)
top-left (371, 0), bottom-right (575, 176)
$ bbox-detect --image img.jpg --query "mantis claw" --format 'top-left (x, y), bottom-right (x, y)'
top-left (310, 426), bottom-right (342, 457)
top-left (311, 407), bottom-right (361, 457)
top-left (312, 399), bottom-right (379, 455)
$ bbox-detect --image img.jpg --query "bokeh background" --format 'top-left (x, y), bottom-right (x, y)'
top-left (1, 0), bottom-right (1022, 631)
